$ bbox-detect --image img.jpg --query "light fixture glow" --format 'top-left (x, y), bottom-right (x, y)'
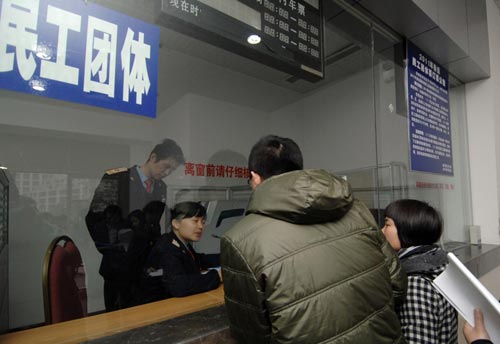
top-left (36, 51), bottom-right (51, 60)
top-left (35, 44), bottom-right (52, 60)
top-left (29, 79), bottom-right (46, 92)
top-left (247, 34), bottom-right (261, 45)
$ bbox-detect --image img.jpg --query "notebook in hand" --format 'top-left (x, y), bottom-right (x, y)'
top-left (433, 252), bottom-right (500, 343)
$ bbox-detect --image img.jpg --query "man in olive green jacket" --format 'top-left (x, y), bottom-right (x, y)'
top-left (221, 135), bottom-right (407, 343)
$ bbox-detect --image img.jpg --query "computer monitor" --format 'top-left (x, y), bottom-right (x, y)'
top-left (194, 199), bottom-right (248, 254)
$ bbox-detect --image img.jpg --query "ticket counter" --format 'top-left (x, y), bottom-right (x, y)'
top-left (0, 286), bottom-right (227, 344)
top-left (1, 244), bottom-right (499, 344)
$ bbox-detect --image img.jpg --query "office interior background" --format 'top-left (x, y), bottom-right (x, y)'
top-left (0, 0), bottom-right (500, 341)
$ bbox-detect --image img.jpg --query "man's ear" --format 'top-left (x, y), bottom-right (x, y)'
top-left (149, 153), bottom-right (158, 163)
top-left (251, 171), bottom-right (263, 187)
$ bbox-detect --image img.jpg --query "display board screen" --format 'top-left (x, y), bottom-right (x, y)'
top-left (159, 0), bottom-right (324, 82)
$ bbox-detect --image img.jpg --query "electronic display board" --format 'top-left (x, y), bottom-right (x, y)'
top-left (159, 0), bottom-right (324, 82)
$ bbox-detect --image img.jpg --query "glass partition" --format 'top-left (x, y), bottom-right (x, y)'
top-left (372, 38), bottom-right (472, 246)
top-left (0, 169), bottom-right (8, 332)
top-left (0, 0), bottom-right (471, 332)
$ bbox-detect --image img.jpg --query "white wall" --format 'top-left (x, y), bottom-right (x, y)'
top-left (158, 93), bottom-right (271, 188)
top-left (268, 67), bottom-right (378, 171)
top-left (0, 91), bottom-right (154, 143)
top-left (465, 0), bottom-right (500, 244)
top-left (301, 69), bottom-right (377, 171)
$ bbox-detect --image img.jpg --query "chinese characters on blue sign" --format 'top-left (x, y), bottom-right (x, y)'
top-left (0, 0), bottom-right (160, 118)
top-left (407, 42), bottom-right (453, 176)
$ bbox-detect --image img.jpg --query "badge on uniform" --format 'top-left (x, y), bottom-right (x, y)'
top-left (105, 167), bottom-right (127, 175)
top-left (172, 239), bottom-right (180, 248)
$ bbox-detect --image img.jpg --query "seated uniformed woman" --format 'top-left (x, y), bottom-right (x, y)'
top-left (141, 201), bottom-right (220, 302)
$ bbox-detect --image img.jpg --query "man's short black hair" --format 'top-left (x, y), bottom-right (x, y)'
top-left (384, 199), bottom-right (443, 248)
top-left (149, 138), bottom-right (185, 164)
top-left (248, 135), bottom-right (303, 180)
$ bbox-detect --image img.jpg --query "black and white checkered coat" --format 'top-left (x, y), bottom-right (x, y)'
top-left (397, 245), bottom-right (458, 344)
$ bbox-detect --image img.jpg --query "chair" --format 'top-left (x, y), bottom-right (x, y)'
top-left (42, 235), bottom-right (88, 324)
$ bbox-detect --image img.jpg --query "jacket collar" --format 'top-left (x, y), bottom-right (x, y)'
top-left (247, 169), bottom-right (353, 225)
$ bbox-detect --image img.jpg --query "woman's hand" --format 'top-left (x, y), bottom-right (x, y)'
top-left (463, 309), bottom-right (490, 344)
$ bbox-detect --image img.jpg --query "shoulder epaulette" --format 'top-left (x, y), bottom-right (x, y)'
top-left (105, 167), bottom-right (127, 175)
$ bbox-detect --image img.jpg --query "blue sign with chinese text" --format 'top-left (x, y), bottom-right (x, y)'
top-left (0, 0), bottom-right (159, 118)
top-left (407, 41), bottom-right (453, 176)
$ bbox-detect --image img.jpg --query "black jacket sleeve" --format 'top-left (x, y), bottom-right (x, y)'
top-left (158, 245), bottom-right (220, 297)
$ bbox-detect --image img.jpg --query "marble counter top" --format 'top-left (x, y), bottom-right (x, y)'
top-left (0, 285), bottom-right (225, 344)
top-left (83, 306), bottom-right (235, 344)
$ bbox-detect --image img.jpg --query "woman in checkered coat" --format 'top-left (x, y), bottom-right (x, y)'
top-left (382, 199), bottom-right (458, 343)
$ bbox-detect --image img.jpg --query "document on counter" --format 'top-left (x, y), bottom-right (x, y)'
top-left (148, 269), bottom-right (163, 277)
top-left (201, 267), bottom-right (221, 275)
top-left (433, 252), bottom-right (500, 343)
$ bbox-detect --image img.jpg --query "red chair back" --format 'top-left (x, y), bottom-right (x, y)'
top-left (43, 236), bottom-right (88, 324)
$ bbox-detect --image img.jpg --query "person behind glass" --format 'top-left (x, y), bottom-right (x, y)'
top-left (464, 309), bottom-right (492, 344)
top-left (221, 135), bottom-right (407, 344)
top-left (85, 138), bottom-right (185, 312)
top-left (382, 199), bottom-right (458, 343)
top-left (143, 201), bottom-right (220, 302)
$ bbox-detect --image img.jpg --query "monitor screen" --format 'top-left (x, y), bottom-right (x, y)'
top-left (194, 199), bottom-right (248, 254)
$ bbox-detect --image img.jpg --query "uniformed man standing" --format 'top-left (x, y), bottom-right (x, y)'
top-left (86, 138), bottom-right (185, 311)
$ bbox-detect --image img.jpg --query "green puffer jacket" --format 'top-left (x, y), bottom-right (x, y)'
top-left (221, 169), bottom-right (407, 344)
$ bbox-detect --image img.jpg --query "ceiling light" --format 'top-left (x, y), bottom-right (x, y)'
top-left (247, 34), bottom-right (261, 45)
top-left (29, 79), bottom-right (46, 92)
top-left (35, 44), bottom-right (52, 60)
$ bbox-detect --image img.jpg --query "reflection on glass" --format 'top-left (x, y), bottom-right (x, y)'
top-left (85, 139), bottom-right (184, 312)
top-left (0, 0), bottom-right (472, 337)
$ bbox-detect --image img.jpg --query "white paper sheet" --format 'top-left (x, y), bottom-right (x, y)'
top-left (148, 268), bottom-right (163, 277)
top-left (433, 252), bottom-right (500, 342)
